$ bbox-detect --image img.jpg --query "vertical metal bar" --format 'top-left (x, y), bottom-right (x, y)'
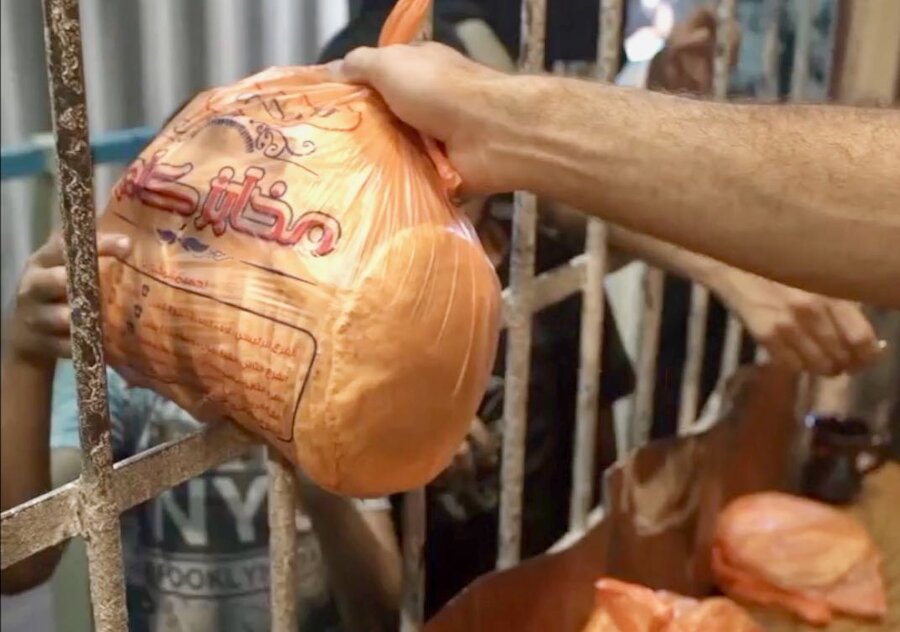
top-left (400, 488), bottom-right (426, 632)
top-left (268, 450), bottom-right (298, 632)
top-left (40, 2), bottom-right (127, 631)
top-left (628, 268), bottom-right (665, 450)
top-left (713, 0), bottom-right (738, 102)
top-left (677, 285), bottom-right (710, 433)
top-left (567, 0), bottom-right (620, 533)
top-left (677, 0), bottom-right (738, 435)
top-left (760, 0), bottom-right (784, 100)
top-left (399, 9), bottom-right (434, 630)
top-left (790, 0), bottom-right (815, 101)
top-left (497, 0), bottom-right (546, 570)
top-left (719, 314), bottom-right (745, 379)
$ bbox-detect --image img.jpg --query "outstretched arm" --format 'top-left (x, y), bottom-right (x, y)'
top-left (335, 44), bottom-right (900, 306)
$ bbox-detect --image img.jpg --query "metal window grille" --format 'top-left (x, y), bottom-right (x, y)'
top-left (0, 0), bottom-right (823, 630)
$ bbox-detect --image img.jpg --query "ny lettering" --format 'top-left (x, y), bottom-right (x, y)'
top-left (152, 475), bottom-right (270, 545)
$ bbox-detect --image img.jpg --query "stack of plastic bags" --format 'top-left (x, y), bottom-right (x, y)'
top-left (712, 492), bottom-right (887, 625)
top-left (581, 578), bottom-right (761, 632)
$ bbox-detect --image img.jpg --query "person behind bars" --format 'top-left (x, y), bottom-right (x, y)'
top-left (319, 0), bottom-right (883, 616)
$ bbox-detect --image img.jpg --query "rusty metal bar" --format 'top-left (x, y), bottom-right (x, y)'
top-left (40, 1), bottom-right (127, 629)
top-left (400, 487), bottom-right (427, 632)
top-left (111, 422), bottom-right (256, 512)
top-left (497, 0), bottom-right (546, 570)
top-left (677, 0), bottom-right (738, 436)
top-left (268, 451), bottom-right (300, 632)
top-left (0, 482), bottom-right (81, 570)
top-left (567, 0), bottom-right (620, 534)
top-left (1, 423), bottom-right (256, 569)
top-left (628, 267), bottom-right (665, 450)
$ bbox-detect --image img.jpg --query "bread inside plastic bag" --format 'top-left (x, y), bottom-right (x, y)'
top-left (712, 492), bottom-right (886, 625)
top-left (97, 0), bottom-right (501, 496)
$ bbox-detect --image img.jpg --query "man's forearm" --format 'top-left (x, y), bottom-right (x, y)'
top-left (487, 76), bottom-right (900, 306)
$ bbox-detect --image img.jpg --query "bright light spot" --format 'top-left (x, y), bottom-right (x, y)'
top-left (625, 26), bottom-right (665, 62)
top-left (654, 2), bottom-right (675, 38)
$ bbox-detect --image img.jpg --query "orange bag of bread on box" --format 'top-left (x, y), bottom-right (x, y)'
top-left (581, 578), bottom-right (761, 632)
top-left (712, 492), bottom-right (886, 626)
top-left (96, 0), bottom-right (501, 496)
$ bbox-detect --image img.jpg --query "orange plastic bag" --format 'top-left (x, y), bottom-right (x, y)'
top-left (712, 492), bottom-right (886, 626)
top-left (581, 578), bottom-right (761, 632)
top-left (96, 0), bottom-right (501, 496)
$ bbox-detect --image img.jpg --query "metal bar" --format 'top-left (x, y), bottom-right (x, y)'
top-left (567, 0), bottom-right (620, 534)
top-left (760, 0), bottom-right (783, 100)
top-left (497, 0), bottom-right (546, 570)
top-left (0, 482), bottom-right (81, 570)
top-left (112, 423), bottom-right (256, 513)
top-left (719, 314), bottom-right (745, 380)
top-left (677, 285), bottom-right (710, 433)
top-left (268, 451), bottom-right (300, 632)
top-left (628, 267), bottom-right (665, 450)
top-left (790, 0), bottom-right (815, 101)
top-left (1, 127), bottom-right (155, 181)
top-left (501, 255), bottom-right (586, 326)
top-left (40, 1), bottom-right (127, 630)
top-left (1, 423), bottom-right (256, 568)
top-left (400, 10), bottom-right (434, 629)
top-left (713, 0), bottom-right (738, 101)
top-left (400, 488), bottom-right (427, 632)
top-left (677, 0), bottom-right (738, 435)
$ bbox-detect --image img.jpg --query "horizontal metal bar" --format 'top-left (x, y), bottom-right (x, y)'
top-left (110, 421), bottom-right (257, 513)
top-left (91, 126), bottom-right (156, 165)
top-left (501, 254), bottom-right (587, 325)
top-left (0, 126), bottom-right (155, 180)
top-left (1, 422), bottom-right (256, 569)
top-left (0, 142), bottom-right (47, 180)
top-left (0, 482), bottom-right (81, 570)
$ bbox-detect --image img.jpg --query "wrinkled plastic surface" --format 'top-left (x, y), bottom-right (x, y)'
top-left (96, 0), bottom-right (501, 496)
top-left (580, 578), bottom-right (761, 632)
top-left (712, 492), bottom-right (887, 626)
